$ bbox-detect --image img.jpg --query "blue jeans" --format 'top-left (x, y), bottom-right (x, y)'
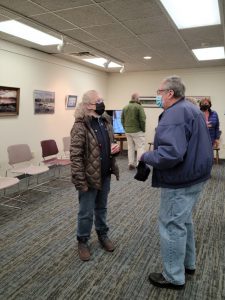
top-left (77, 176), bottom-right (111, 241)
top-left (159, 181), bottom-right (205, 285)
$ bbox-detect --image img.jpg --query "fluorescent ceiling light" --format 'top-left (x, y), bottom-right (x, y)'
top-left (83, 57), bottom-right (122, 68)
top-left (0, 20), bottom-right (61, 45)
top-left (143, 56), bottom-right (152, 60)
top-left (160, 0), bottom-right (221, 29)
top-left (192, 47), bottom-right (225, 60)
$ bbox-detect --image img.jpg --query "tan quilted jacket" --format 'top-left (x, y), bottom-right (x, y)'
top-left (70, 109), bottom-right (119, 191)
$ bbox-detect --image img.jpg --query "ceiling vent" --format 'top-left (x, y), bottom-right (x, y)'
top-left (70, 51), bottom-right (96, 58)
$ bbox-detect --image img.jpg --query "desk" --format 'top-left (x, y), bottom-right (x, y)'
top-left (114, 134), bottom-right (127, 152)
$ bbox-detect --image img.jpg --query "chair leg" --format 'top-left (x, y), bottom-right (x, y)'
top-left (216, 150), bottom-right (219, 164)
top-left (214, 149), bottom-right (219, 164)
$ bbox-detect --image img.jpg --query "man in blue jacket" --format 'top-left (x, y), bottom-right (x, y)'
top-left (141, 76), bottom-right (213, 290)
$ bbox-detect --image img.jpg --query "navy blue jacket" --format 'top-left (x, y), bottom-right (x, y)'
top-left (141, 98), bottom-right (213, 188)
top-left (207, 110), bottom-right (220, 144)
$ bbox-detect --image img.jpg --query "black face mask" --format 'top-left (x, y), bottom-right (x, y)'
top-left (200, 104), bottom-right (210, 111)
top-left (95, 102), bottom-right (105, 115)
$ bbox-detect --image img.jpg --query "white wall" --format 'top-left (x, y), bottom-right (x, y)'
top-left (0, 40), bottom-right (108, 175)
top-left (107, 68), bottom-right (225, 158)
top-left (1, 39), bottom-right (225, 176)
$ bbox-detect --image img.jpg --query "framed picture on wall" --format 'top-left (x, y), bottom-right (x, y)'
top-left (187, 96), bottom-right (210, 105)
top-left (34, 90), bottom-right (55, 114)
top-left (65, 95), bottom-right (77, 109)
top-left (0, 86), bottom-right (20, 116)
top-left (139, 96), bottom-right (158, 108)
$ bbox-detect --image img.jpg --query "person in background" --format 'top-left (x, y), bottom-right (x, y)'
top-left (140, 76), bottom-right (213, 289)
top-left (121, 93), bottom-right (146, 170)
top-left (199, 98), bottom-right (220, 148)
top-left (70, 90), bottom-right (120, 261)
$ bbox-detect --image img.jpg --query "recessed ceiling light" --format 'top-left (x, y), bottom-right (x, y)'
top-left (0, 20), bottom-right (61, 45)
top-left (143, 56), bottom-right (152, 60)
top-left (83, 57), bottom-right (122, 68)
top-left (160, 0), bottom-right (221, 29)
top-left (192, 47), bottom-right (225, 61)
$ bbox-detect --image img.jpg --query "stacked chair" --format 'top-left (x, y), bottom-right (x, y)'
top-left (40, 139), bottom-right (71, 179)
top-left (7, 144), bottom-right (49, 192)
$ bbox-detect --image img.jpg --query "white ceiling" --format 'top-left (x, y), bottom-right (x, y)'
top-left (0, 0), bottom-right (225, 72)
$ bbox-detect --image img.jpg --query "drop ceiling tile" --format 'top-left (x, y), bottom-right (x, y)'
top-left (180, 25), bottom-right (224, 49)
top-left (197, 60), bottom-right (225, 68)
top-left (0, 0), bottom-right (47, 15)
top-left (0, 15), bottom-right (7, 21)
top-left (140, 30), bottom-right (186, 49)
top-left (84, 23), bottom-right (132, 40)
top-left (62, 28), bottom-right (97, 42)
top-left (31, 13), bottom-right (76, 31)
top-left (100, 0), bottom-right (163, 21)
top-left (31, 0), bottom-right (92, 11)
top-left (119, 45), bottom-right (153, 57)
top-left (0, 8), bottom-right (20, 19)
top-left (104, 36), bottom-right (143, 49)
top-left (56, 5), bottom-right (115, 27)
top-left (85, 39), bottom-right (117, 54)
top-left (124, 16), bottom-right (173, 35)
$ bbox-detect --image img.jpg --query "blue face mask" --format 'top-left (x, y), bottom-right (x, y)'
top-left (155, 95), bottom-right (163, 108)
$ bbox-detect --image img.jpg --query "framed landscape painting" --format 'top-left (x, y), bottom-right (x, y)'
top-left (0, 86), bottom-right (20, 116)
top-left (34, 90), bottom-right (55, 114)
top-left (139, 96), bottom-right (157, 108)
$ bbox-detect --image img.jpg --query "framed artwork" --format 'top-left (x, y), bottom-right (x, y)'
top-left (187, 96), bottom-right (210, 104)
top-left (65, 95), bottom-right (77, 109)
top-left (34, 90), bottom-right (55, 114)
top-left (0, 86), bottom-right (20, 116)
top-left (139, 96), bottom-right (158, 108)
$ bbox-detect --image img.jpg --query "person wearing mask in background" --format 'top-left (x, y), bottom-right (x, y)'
top-left (199, 98), bottom-right (220, 148)
top-left (140, 76), bottom-right (213, 289)
top-left (70, 90), bottom-right (120, 261)
top-left (121, 93), bottom-right (146, 170)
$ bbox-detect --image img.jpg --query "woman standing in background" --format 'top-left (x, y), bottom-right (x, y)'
top-left (199, 98), bottom-right (220, 148)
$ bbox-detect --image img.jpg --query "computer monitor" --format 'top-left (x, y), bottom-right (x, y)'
top-left (112, 110), bottom-right (125, 134)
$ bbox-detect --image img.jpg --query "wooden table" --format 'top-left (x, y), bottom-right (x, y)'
top-left (114, 134), bottom-right (127, 152)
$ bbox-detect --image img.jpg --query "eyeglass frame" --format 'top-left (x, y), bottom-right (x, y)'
top-left (89, 98), bottom-right (104, 105)
top-left (156, 89), bottom-right (169, 95)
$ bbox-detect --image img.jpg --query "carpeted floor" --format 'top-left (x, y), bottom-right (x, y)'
top-left (0, 156), bottom-right (224, 300)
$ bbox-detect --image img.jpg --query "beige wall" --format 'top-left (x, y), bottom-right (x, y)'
top-left (107, 69), bottom-right (225, 158)
top-left (1, 40), bottom-right (225, 175)
top-left (0, 40), bottom-right (108, 175)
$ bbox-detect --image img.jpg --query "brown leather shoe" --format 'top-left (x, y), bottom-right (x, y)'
top-left (99, 237), bottom-right (115, 252)
top-left (78, 242), bottom-right (91, 261)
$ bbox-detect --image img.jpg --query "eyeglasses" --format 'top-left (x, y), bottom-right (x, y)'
top-left (96, 98), bottom-right (104, 104)
top-left (90, 98), bottom-right (104, 105)
top-left (156, 89), bottom-right (169, 95)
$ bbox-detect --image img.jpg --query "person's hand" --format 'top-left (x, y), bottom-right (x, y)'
top-left (111, 143), bottom-right (120, 154)
top-left (206, 121), bottom-right (212, 128)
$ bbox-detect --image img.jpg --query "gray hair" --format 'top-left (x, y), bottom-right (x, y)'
top-left (75, 90), bottom-right (98, 117)
top-left (163, 75), bottom-right (185, 98)
top-left (131, 92), bottom-right (139, 102)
